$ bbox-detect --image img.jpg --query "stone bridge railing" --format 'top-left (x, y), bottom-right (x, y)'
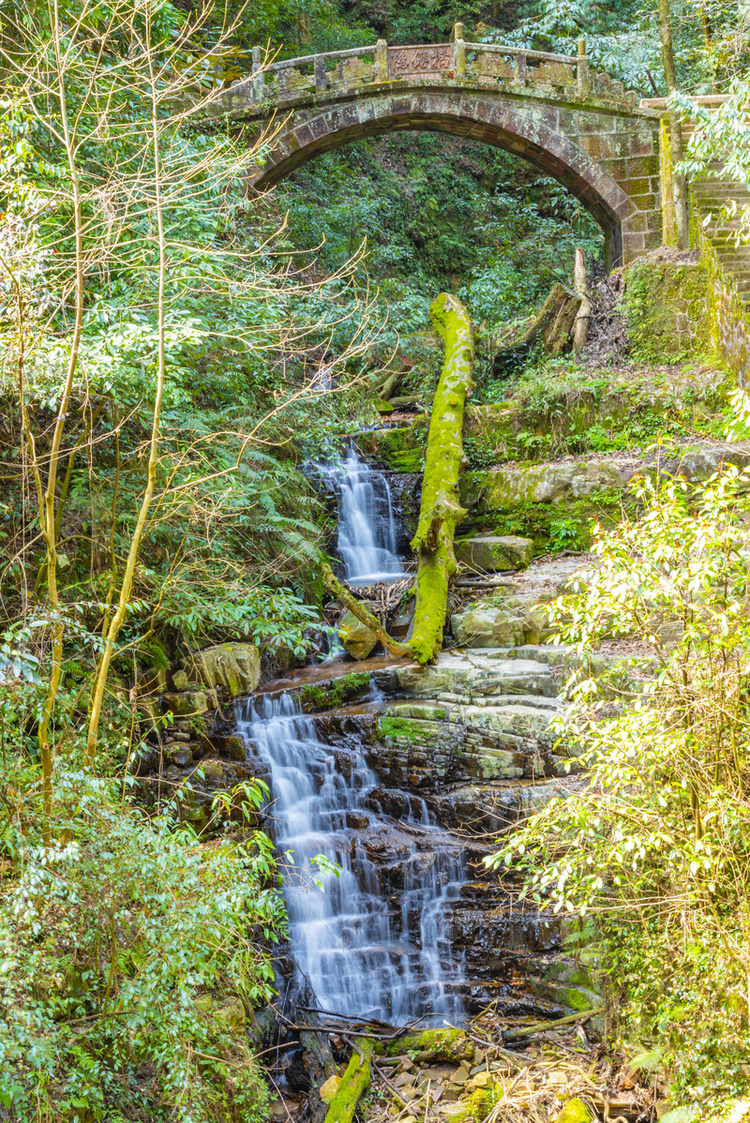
top-left (244, 24), bottom-right (638, 110)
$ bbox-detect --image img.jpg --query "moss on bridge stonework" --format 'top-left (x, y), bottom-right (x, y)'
top-left (622, 259), bottom-right (712, 363)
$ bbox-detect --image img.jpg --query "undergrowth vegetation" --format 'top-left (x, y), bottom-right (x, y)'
top-left (0, 765), bottom-right (283, 1121)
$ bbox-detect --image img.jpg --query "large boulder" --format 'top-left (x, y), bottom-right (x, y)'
top-left (455, 535), bottom-right (534, 572)
top-left (184, 642), bottom-right (261, 697)
top-left (338, 610), bottom-right (378, 660)
top-left (453, 603), bottom-right (526, 647)
top-left (460, 459), bottom-right (626, 514)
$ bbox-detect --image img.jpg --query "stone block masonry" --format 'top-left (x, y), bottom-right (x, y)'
top-left (205, 34), bottom-right (664, 266)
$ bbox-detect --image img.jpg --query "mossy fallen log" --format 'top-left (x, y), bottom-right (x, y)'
top-left (322, 563), bottom-right (408, 657)
top-left (407, 293), bottom-right (474, 664)
top-left (324, 1038), bottom-right (372, 1123)
top-left (374, 1028), bottom-right (474, 1063)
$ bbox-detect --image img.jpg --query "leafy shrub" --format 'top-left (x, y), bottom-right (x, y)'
top-left (0, 769), bottom-right (285, 1122)
top-left (490, 468), bottom-right (750, 1111)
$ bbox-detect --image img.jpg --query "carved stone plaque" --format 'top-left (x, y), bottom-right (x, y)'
top-left (388, 46), bottom-right (452, 76)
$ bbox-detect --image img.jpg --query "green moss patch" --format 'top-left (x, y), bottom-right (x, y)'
top-left (297, 671), bottom-right (370, 712)
top-left (377, 714), bottom-right (442, 744)
top-left (357, 421), bottom-right (427, 473)
top-left (622, 261), bottom-right (712, 364)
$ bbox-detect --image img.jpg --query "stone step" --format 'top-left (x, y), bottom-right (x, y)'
top-left (395, 651), bottom-right (558, 700)
top-left (693, 180), bottom-right (750, 192)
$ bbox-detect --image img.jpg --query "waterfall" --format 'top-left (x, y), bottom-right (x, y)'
top-left (333, 448), bottom-right (404, 587)
top-left (237, 691), bottom-right (465, 1024)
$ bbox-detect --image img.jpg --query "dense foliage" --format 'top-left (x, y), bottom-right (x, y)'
top-left (1, 767), bottom-right (283, 1121)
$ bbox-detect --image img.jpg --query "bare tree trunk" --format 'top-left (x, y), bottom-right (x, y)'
top-left (321, 564), bottom-right (408, 656)
top-left (85, 11), bottom-right (168, 768)
top-left (573, 248), bottom-right (591, 352)
top-left (34, 0), bottom-right (87, 839)
top-left (658, 0), bottom-right (690, 249)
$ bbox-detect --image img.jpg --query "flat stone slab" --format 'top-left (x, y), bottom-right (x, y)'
top-left (455, 534), bottom-right (534, 573)
top-left (395, 650), bottom-right (558, 699)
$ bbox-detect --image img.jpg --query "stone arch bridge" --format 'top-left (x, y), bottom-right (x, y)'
top-left (206, 29), bottom-right (665, 267)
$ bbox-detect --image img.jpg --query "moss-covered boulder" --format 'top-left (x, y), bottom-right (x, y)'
top-left (185, 642), bottom-right (261, 697)
top-left (338, 610), bottom-right (378, 660)
top-left (377, 1028), bottom-right (474, 1062)
top-left (357, 420), bottom-right (427, 472)
top-left (460, 459), bottom-right (625, 515)
top-left (162, 690), bottom-right (210, 717)
top-left (455, 534), bottom-right (534, 572)
top-left (297, 671), bottom-right (371, 712)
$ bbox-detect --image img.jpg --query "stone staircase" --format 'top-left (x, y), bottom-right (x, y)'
top-left (640, 94), bottom-right (750, 308)
top-left (690, 168), bottom-right (750, 306)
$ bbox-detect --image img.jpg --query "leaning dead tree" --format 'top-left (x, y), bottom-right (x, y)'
top-left (323, 293), bottom-right (474, 665)
top-left (406, 289), bottom-right (471, 660)
top-left (407, 293), bottom-right (474, 662)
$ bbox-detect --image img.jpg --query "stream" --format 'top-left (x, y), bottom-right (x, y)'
top-left (237, 691), bottom-right (465, 1024)
top-left (238, 449), bottom-right (467, 1024)
top-left (228, 447), bottom-right (575, 1113)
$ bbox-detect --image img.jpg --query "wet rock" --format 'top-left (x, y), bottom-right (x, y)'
top-left (456, 535), bottom-right (534, 572)
top-left (218, 733), bottom-right (247, 762)
top-left (163, 744), bottom-right (193, 767)
top-left (373, 693), bottom-right (564, 789)
top-left (172, 668), bottom-right (190, 691)
top-left (338, 610), bottom-right (378, 660)
top-left (185, 642), bottom-right (261, 697)
top-left (201, 758), bottom-right (224, 781)
top-left (434, 778), bottom-right (572, 833)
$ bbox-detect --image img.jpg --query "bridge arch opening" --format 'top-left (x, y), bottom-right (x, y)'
top-left (253, 96), bottom-right (637, 268)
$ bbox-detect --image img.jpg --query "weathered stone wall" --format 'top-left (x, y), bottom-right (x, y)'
top-left (701, 240), bottom-right (750, 381)
top-left (621, 259), bottom-right (712, 362)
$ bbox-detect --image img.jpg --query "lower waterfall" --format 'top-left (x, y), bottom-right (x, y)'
top-left (237, 690), bottom-right (466, 1024)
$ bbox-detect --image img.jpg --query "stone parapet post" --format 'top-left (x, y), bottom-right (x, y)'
top-left (251, 45), bottom-right (264, 101)
top-left (375, 39), bottom-right (389, 82)
top-left (452, 23), bottom-right (466, 80)
top-left (659, 117), bottom-right (677, 245)
top-left (576, 39), bottom-right (589, 97)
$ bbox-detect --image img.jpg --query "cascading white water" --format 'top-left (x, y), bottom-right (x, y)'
top-left (237, 692), bottom-right (465, 1024)
top-left (333, 448), bottom-right (404, 586)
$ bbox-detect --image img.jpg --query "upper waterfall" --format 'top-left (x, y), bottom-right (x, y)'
top-left (332, 448), bottom-right (404, 587)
